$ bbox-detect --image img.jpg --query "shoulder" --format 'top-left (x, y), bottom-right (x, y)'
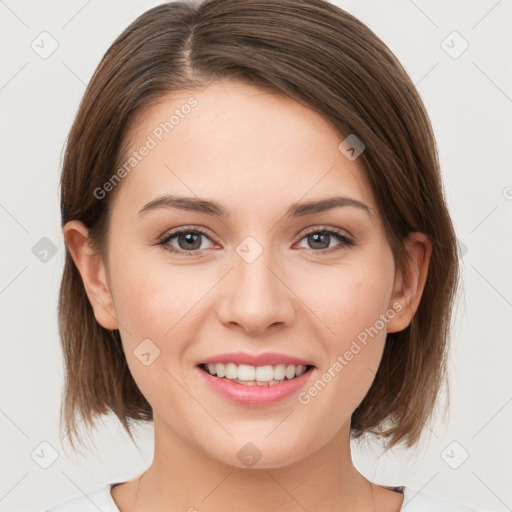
top-left (43, 483), bottom-right (121, 512)
top-left (400, 486), bottom-right (481, 511)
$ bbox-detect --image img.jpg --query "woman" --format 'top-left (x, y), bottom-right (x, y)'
top-left (46, 0), bottom-right (477, 510)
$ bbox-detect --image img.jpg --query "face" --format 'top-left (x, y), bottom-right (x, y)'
top-left (74, 80), bottom-right (416, 469)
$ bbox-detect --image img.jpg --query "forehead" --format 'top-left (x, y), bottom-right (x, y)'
top-left (111, 80), bottom-right (375, 220)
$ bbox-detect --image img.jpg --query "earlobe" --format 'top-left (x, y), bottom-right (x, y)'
top-left (386, 232), bottom-right (432, 333)
top-left (63, 220), bottom-right (119, 330)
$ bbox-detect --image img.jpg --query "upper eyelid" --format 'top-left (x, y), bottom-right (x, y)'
top-left (300, 225), bottom-right (353, 239)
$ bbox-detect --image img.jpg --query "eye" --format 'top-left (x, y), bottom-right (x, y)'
top-left (157, 227), bottom-right (215, 256)
top-left (295, 226), bottom-right (354, 255)
top-left (157, 225), bottom-right (355, 257)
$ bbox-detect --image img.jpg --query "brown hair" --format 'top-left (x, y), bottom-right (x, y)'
top-left (58, 0), bottom-right (459, 456)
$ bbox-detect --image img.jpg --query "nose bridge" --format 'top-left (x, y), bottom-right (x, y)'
top-left (218, 236), bottom-right (295, 334)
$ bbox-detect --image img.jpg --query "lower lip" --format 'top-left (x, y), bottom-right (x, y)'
top-left (196, 366), bottom-right (316, 406)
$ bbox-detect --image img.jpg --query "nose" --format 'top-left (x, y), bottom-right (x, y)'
top-left (216, 248), bottom-right (296, 336)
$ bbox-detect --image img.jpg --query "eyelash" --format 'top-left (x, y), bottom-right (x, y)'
top-left (157, 225), bottom-right (355, 257)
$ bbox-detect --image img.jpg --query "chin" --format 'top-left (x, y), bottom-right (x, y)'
top-left (201, 433), bottom-right (318, 470)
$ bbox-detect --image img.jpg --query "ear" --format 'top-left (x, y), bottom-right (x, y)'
top-left (63, 220), bottom-right (119, 330)
top-left (386, 232), bottom-right (432, 333)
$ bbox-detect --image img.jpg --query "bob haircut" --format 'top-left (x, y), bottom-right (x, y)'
top-left (58, 0), bottom-right (459, 455)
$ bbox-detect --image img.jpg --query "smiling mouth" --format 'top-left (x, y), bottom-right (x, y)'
top-left (198, 363), bottom-right (315, 386)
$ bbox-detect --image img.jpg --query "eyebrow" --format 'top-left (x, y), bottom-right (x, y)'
top-left (137, 194), bottom-right (373, 218)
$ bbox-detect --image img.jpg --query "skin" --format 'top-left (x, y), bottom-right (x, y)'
top-left (64, 80), bottom-right (431, 512)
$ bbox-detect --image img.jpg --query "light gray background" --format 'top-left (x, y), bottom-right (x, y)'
top-left (1, 0), bottom-right (511, 511)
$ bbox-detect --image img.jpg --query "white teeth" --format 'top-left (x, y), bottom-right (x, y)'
top-left (203, 362), bottom-right (311, 382)
top-left (236, 379), bottom-right (282, 386)
top-left (273, 364), bottom-right (286, 380)
top-left (225, 363), bottom-right (238, 380)
top-left (216, 363), bottom-right (226, 378)
top-left (238, 364), bottom-right (256, 380)
top-left (255, 365), bottom-right (274, 381)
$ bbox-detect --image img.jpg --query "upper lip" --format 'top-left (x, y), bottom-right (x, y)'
top-left (198, 351), bottom-right (315, 367)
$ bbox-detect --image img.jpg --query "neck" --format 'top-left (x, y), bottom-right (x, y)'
top-left (128, 417), bottom-right (377, 512)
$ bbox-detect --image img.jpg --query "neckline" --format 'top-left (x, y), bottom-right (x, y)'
top-left (107, 482), bottom-right (406, 510)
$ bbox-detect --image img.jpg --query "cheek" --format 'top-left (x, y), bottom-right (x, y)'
top-left (298, 251), bottom-right (395, 407)
top-left (106, 245), bottom-right (218, 389)
top-left (305, 256), bottom-right (395, 348)
top-left (107, 255), bottom-right (197, 405)
top-left (108, 246), bottom-right (199, 339)
top-left (329, 278), bottom-right (392, 347)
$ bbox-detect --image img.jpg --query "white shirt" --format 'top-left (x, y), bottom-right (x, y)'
top-left (44, 482), bottom-right (480, 511)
